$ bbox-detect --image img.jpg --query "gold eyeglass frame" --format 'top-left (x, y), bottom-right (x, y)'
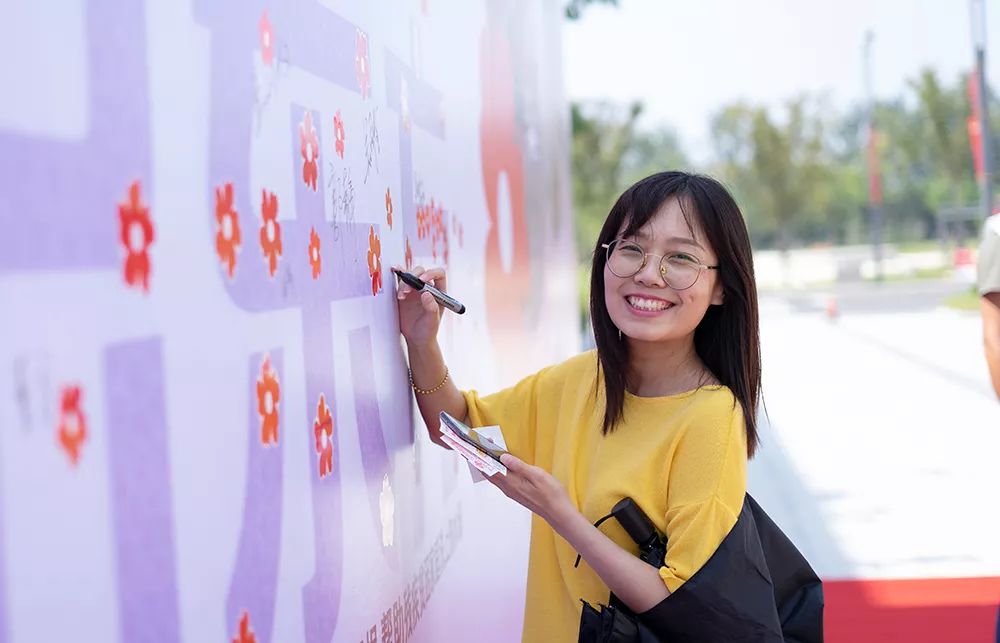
top-left (601, 239), bottom-right (718, 290)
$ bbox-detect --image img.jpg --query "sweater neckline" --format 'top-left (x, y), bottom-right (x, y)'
top-left (623, 384), bottom-right (728, 404)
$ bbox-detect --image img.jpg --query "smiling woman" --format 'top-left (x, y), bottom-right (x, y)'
top-left (396, 171), bottom-right (815, 643)
top-left (591, 172), bottom-right (760, 446)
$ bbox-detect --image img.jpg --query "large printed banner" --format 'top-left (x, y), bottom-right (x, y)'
top-left (0, 1), bottom-right (577, 641)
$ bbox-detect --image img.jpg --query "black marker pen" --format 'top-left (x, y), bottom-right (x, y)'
top-left (391, 268), bottom-right (466, 314)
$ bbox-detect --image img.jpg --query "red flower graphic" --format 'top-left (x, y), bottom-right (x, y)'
top-left (431, 199), bottom-right (443, 232)
top-left (299, 111), bottom-right (319, 191)
top-left (356, 30), bottom-right (371, 99)
top-left (259, 11), bottom-right (273, 66)
top-left (259, 190), bottom-right (282, 277)
top-left (215, 183), bottom-right (242, 278)
top-left (404, 236), bottom-right (413, 270)
top-left (232, 611), bottom-right (257, 643)
top-left (256, 356), bottom-right (280, 446)
top-left (57, 385), bottom-right (87, 466)
top-left (416, 205), bottom-right (429, 240)
top-left (334, 110), bottom-right (345, 159)
top-left (385, 188), bottom-right (393, 229)
top-left (118, 180), bottom-right (154, 293)
top-left (308, 226), bottom-right (321, 278)
top-left (367, 225), bottom-right (382, 296)
top-left (314, 394), bottom-right (334, 478)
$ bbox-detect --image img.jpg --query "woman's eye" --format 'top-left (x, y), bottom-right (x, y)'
top-left (619, 244), bottom-right (644, 255)
top-left (670, 254), bottom-right (698, 264)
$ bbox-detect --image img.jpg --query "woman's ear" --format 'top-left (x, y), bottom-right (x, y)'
top-left (710, 281), bottom-right (724, 306)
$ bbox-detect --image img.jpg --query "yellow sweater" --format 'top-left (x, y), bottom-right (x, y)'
top-left (463, 350), bottom-right (747, 643)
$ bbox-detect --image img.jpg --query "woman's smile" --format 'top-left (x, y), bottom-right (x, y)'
top-left (625, 293), bottom-right (675, 317)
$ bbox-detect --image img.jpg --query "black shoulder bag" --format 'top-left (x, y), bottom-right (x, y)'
top-left (577, 495), bottom-right (824, 643)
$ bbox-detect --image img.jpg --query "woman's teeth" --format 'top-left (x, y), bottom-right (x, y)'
top-left (627, 296), bottom-right (670, 311)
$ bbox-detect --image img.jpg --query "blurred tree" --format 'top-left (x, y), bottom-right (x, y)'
top-left (571, 101), bottom-right (689, 261)
top-left (911, 70), bottom-right (975, 206)
top-left (710, 99), bottom-right (830, 250)
top-left (570, 100), bottom-right (689, 329)
top-left (564, 0), bottom-right (618, 20)
top-left (572, 101), bottom-right (642, 261)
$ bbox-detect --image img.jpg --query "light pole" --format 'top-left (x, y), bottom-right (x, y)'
top-left (863, 30), bottom-right (884, 280)
top-left (971, 0), bottom-right (994, 219)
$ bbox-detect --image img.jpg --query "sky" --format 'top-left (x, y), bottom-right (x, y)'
top-left (562, 0), bottom-right (1000, 163)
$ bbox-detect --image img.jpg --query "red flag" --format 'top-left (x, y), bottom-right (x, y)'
top-left (968, 73), bottom-right (985, 181)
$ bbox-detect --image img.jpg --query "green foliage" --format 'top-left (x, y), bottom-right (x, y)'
top-left (570, 101), bottom-right (690, 262)
top-left (564, 0), bottom-right (618, 20)
top-left (704, 69), bottom-right (985, 248)
top-left (710, 98), bottom-right (838, 248)
top-left (569, 66), bottom-right (988, 323)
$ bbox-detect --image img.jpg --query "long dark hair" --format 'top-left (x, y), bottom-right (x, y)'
top-left (589, 171), bottom-right (761, 457)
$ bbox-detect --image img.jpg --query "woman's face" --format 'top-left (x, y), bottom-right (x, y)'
top-left (603, 197), bottom-right (724, 344)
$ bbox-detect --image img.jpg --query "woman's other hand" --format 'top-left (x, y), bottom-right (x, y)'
top-left (489, 453), bottom-right (576, 527)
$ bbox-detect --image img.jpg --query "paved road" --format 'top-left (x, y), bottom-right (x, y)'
top-left (749, 281), bottom-right (1000, 581)
top-left (771, 279), bottom-right (973, 315)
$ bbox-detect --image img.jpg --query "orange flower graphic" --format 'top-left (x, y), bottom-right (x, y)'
top-left (308, 226), bottom-right (321, 279)
top-left (232, 611), bottom-right (257, 643)
top-left (256, 355), bottom-right (280, 446)
top-left (314, 394), bottom-right (334, 478)
top-left (259, 190), bottom-right (282, 277)
top-left (118, 180), bottom-right (154, 293)
top-left (367, 225), bottom-right (382, 296)
top-left (259, 11), bottom-right (273, 66)
top-left (385, 188), bottom-right (393, 229)
top-left (416, 205), bottom-right (429, 240)
top-left (57, 385), bottom-right (87, 466)
top-left (334, 110), bottom-right (345, 159)
top-left (404, 236), bottom-right (413, 270)
top-left (215, 183), bottom-right (242, 278)
top-left (299, 111), bottom-right (319, 191)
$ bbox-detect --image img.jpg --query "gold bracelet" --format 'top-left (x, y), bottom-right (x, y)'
top-left (409, 367), bottom-right (449, 395)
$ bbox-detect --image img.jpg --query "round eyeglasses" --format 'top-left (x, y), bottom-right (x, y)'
top-left (601, 239), bottom-right (718, 290)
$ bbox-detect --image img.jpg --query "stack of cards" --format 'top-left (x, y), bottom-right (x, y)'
top-left (438, 412), bottom-right (509, 483)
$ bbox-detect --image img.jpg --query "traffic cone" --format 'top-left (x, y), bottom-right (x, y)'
top-left (825, 295), bottom-right (839, 320)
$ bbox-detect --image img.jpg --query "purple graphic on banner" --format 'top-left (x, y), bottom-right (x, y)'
top-left (0, 471), bottom-right (7, 643)
top-left (350, 326), bottom-right (398, 567)
top-left (105, 338), bottom-right (180, 643)
top-left (226, 350), bottom-right (285, 643)
top-left (381, 51), bottom-right (447, 271)
top-left (191, 5), bottom-right (385, 640)
top-left (192, 4), bottom-right (436, 638)
top-left (0, 2), bottom-right (151, 272)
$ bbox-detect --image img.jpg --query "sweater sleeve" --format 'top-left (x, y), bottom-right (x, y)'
top-left (658, 402), bottom-right (748, 593)
top-left (461, 365), bottom-right (553, 465)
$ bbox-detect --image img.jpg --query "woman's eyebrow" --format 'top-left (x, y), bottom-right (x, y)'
top-left (625, 231), bottom-right (705, 251)
top-left (669, 237), bottom-right (705, 250)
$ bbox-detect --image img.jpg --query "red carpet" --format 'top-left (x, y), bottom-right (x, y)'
top-left (824, 577), bottom-right (1000, 642)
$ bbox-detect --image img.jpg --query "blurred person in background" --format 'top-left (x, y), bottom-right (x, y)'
top-left (979, 211), bottom-right (1000, 399)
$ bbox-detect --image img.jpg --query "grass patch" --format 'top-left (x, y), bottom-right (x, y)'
top-left (944, 287), bottom-right (981, 311)
top-left (866, 265), bottom-right (953, 282)
top-left (896, 240), bottom-right (943, 253)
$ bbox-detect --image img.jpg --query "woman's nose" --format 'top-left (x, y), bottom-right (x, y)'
top-left (633, 256), bottom-right (666, 288)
